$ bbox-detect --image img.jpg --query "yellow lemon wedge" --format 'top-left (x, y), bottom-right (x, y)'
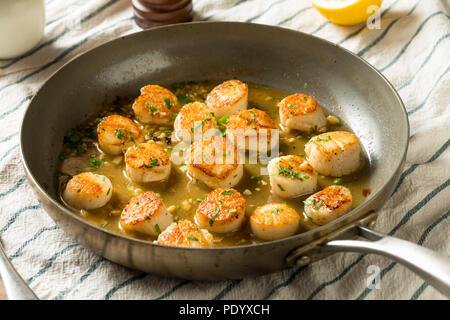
top-left (311, 0), bottom-right (383, 26)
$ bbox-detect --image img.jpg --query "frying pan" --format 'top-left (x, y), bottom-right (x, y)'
top-left (15, 22), bottom-right (450, 298)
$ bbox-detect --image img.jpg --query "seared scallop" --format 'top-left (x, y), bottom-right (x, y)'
top-left (268, 155), bottom-right (317, 198)
top-left (205, 80), bottom-right (248, 117)
top-left (303, 185), bottom-right (352, 226)
top-left (195, 188), bottom-right (246, 233)
top-left (125, 142), bottom-right (171, 183)
top-left (97, 115), bottom-right (144, 155)
top-left (250, 203), bottom-right (300, 241)
top-left (156, 219), bottom-right (214, 248)
top-left (226, 108), bottom-right (277, 151)
top-left (278, 93), bottom-right (326, 133)
top-left (63, 172), bottom-right (112, 210)
top-left (120, 191), bottom-right (172, 237)
top-left (186, 136), bottom-right (243, 189)
top-left (173, 102), bottom-right (219, 142)
top-left (305, 131), bottom-right (360, 177)
top-left (132, 85), bottom-right (180, 125)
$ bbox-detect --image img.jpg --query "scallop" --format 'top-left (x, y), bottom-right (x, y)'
top-left (195, 188), bottom-right (246, 233)
top-left (278, 93), bottom-right (326, 133)
top-left (250, 203), bottom-right (300, 241)
top-left (173, 101), bottom-right (219, 142)
top-left (125, 142), bottom-right (171, 183)
top-left (226, 108), bottom-right (277, 152)
top-left (303, 185), bottom-right (352, 226)
top-left (267, 155), bottom-right (317, 198)
top-left (205, 80), bottom-right (248, 117)
top-left (305, 131), bottom-right (361, 177)
top-left (186, 136), bottom-right (243, 189)
top-left (132, 85), bottom-right (180, 125)
top-left (156, 219), bottom-right (214, 248)
top-left (120, 191), bottom-right (172, 236)
top-left (63, 172), bottom-right (112, 210)
top-left (97, 115), bottom-right (144, 155)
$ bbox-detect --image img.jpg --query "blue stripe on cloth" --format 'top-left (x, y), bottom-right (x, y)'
top-left (104, 273), bottom-right (147, 300)
top-left (410, 282), bottom-right (428, 300)
top-left (356, 209), bottom-right (450, 299)
top-left (26, 243), bottom-right (80, 285)
top-left (213, 279), bottom-right (243, 300)
top-left (0, 204), bottom-right (41, 234)
top-left (263, 266), bottom-right (307, 299)
top-left (52, 257), bottom-right (105, 300)
top-left (0, 132), bottom-right (19, 144)
top-left (0, 176), bottom-right (27, 199)
top-left (0, 144), bottom-right (19, 163)
top-left (154, 280), bottom-right (192, 300)
top-left (397, 33), bottom-right (450, 91)
top-left (276, 7), bottom-right (313, 26)
top-left (392, 139), bottom-right (450, 195)
top-left (245, 0), bottom-right (288, 22)
top-left (379, 12), bottom-right (450, 71)
top-left (9, 225), bottom-right (59, 261)
top-left (356, 3), bottom-right (424, 57)
top-left (0, 0), bottom-right (120, 70)
top-left (336, 0), bottom-right (411, 45)
top-left (407, 65), bottom-right (450, 115)
top-left (0, 95), bottom-right (33, 121)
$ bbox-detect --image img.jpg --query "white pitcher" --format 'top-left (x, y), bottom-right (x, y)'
top-left (0, 0), bottom-right (45, 59)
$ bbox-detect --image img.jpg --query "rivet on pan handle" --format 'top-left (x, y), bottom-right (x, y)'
top-left (286, 212), bottom-right (450, 298)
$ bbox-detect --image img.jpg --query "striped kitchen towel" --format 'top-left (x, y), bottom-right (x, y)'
top-left (0, 0), bottom-right (448, 300)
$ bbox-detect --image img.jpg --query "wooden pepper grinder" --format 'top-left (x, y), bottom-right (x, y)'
top-left (132, 0), bottom-right (193, 29)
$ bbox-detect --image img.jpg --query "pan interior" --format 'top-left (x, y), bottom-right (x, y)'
top-left (21, 22), bottom-right (408, 245)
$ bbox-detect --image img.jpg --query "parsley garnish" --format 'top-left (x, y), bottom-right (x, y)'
top-left (187, 235), bottom-right (198, 241)
top-left (220, 189), bottom-right (233, 195)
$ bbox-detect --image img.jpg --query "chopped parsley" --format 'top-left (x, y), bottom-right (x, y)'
top-left (333, 178), bottom-right (344, 184)
top-left (196, 197), bottom-right (205, 202)
top-left (164, 99), bottom-right (172, 109)
top-left (209, 207), bottom-right (220, 226)
top-left (310, 135), bottom-right (331, 142)
top-left (277, 184), bottom-right (285, 191)
top-left (146, 158), bottom-right (158, 168)
top-left (313, 199), bottom-right (324, 210)
top-left (220, 189), bottom-right (233, 195)
top-left (100, 222), bottom-right (109, 228)
top-left (115, 129), bottom-right (124, 139)
top-left (177, 94), bottom-right (194, 105)
top-left (161, 129), bottom-right (172, 135)
top-left (170, 113), bottom-right (178, 120)
top-left (187, 235), bottom-right (198, 241)
top-left (272, 208), bottom-right (282, 215)
top-left (155, 224), bottom-right (161, 234)
top-left (88, 154), bottom-right (104, 168)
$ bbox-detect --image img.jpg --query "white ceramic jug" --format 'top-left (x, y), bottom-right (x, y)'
top-left (0, 0), bottom-right (45, 59)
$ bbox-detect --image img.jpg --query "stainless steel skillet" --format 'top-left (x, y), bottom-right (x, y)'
top-left (16, 22), bottom-right (450, 298)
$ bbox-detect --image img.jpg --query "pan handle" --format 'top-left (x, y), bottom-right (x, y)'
top-left (322, 226), bottom-right (450, 298)
top-left (0, 240), bottom-right (38, 300)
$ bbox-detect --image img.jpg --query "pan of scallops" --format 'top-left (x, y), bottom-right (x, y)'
top-left (20, 22), bottom-right (450, 295)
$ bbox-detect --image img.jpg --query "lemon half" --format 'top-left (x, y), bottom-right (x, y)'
top-left (311, 0), bottom-right (383, 26)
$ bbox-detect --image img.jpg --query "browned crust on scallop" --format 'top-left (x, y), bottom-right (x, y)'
top-left (67, 173), bottom-right (103, 196)
top-left (187, 136), bottom-right (240, 179)
top-left (125, 142), bottom-right (169, 169)
top-left (313, 185), bottom-right (352, 210)
top-left (306, 131), bottom-right (360, 155)
top-left (121, 192), bottom-right (163, 226)
top-left (278, 155), bottom-right (315, 177)
top-left (226, 108), bottom-right (276, 137)
top-left (196, 188), bottom-right (246, 226)
top-left (132, 85), bottom-right (180, 121)
top-left (206, 80), bottom-right (248, 108)
top-left (176, 102), bottom-right (217, 132)
top-left (156, 220), bottom-right (212, 247)
top-left (97, 115), bottom-right (143, 144)
top-left (279, 93), bottom-right (318, 119)
top-left (250, 203), bottom-right (299, 228)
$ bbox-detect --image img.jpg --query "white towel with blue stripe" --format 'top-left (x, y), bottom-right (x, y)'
top-left (0, 0), bottom-right (448, 300)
